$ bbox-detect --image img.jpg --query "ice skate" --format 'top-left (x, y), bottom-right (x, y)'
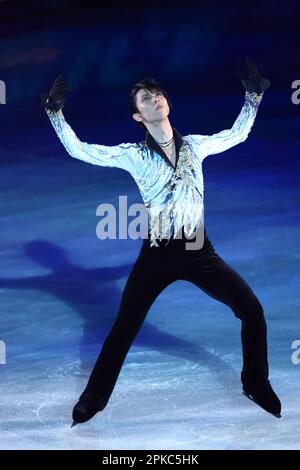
top-left (71, 392), bottom-right (105, 426)
top-left (243, 381), bottom-right (281, 418)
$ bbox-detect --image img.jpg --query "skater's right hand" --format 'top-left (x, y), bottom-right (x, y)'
top-left (40, 74), bottom-right (68, 114)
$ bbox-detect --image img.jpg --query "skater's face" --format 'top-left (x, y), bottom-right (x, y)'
top-left (132, 88), bottom-right (170, 126)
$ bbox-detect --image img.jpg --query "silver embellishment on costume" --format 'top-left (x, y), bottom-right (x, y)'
top-left (147, 141), bottom-right (204, 247)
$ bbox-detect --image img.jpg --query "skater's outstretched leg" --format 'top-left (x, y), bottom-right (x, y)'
top-left (72, 242), bottom-right (179, 425)
top-left (180, 244), bottom-right (281, 418)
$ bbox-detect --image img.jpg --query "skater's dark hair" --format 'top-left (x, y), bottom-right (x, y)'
top-left (129, 78), bottom-right (172, 131)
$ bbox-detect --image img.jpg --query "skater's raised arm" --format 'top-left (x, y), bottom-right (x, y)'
top-left (40, 76), bottom-right (141, 178)
top-left (189, 58), bottom-right (271, 160)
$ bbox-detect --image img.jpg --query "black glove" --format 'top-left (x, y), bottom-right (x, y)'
top-left (40, 74), bottom-right (68, 113)
top-left (237, 58), bottom-right (270, 95)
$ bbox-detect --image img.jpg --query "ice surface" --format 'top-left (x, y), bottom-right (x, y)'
top-left (0, 135), bottom-right (299, 450)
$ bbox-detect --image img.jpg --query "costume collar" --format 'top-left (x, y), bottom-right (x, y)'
top-left (144, 127), bottom-right (183, 171)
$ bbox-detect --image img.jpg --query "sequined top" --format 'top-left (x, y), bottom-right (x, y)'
top-left (46, 91), bottom-right (263, 247)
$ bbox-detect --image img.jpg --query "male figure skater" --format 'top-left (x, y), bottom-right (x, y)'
top-left (41, 59), bottom-right (281, 426)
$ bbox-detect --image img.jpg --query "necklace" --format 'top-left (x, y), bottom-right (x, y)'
top-left (157, 136), bottom-right (174, 147)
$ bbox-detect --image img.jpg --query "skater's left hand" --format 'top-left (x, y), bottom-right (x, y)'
top-left (237, 58), bottom-right (270, 95)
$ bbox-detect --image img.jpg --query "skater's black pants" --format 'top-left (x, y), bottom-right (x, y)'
top-left (83, 229), bottom-right (269, 409)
